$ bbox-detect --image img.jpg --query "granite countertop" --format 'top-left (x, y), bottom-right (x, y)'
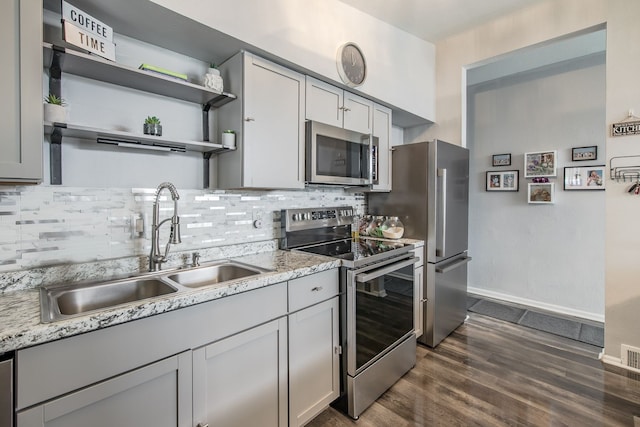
top-left (0, 250), bottom-right (340, 354)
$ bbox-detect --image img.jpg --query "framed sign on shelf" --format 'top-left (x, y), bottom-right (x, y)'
top-left (524, 150), bottom-right (557, 178)
top-left (571, 146), bottom-right (597, 162)
top-left (492, 153), bottom-right (511, 167)
top-left (564, 165), bottom-right (605, 190)
top-left (528, 183), bottom-right (555, 204)
top-left (486, 170), bottom-right (519, 192)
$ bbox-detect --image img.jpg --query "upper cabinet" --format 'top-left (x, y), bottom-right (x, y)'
top-left (0, 0), bottom-right (43, 184)
top-left (371, 104), bottom-right (392, 192)
top-left (305, 76), bottom-right (373, 134)
top-left (217, 52), bottom-right (306, 189)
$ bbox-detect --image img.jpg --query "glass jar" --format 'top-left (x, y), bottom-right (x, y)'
top-left (381, 216), bottom-right (404, 239)
top-left (368, 216), bottom-right (385, 237)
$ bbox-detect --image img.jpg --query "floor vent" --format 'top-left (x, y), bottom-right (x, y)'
top-left (622, 344), bottom-right (640, 370)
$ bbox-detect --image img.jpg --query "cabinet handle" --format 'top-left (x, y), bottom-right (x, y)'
top-left (343, 107), bottom-right (351, 112)
top-left (197, 423), bottom-right (209, 427)
top-left (311, 286), bottom-right (323, 292)
top-left (245, 117), bottom-right (255, 122)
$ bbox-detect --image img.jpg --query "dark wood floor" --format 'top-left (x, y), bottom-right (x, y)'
top-left (308, 313), bottom-right (640, 427)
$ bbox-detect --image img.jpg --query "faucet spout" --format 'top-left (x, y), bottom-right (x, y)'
top-left (149, 182), bottom-right (182, 271)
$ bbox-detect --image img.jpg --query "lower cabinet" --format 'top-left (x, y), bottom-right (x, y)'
top-left (193, 317), bottom-right (289, 427)
top-left (17, 351), bottom-right (192, 427)
top-left (15, 271), bottom-right (341, 427)
top-left (289, 297), bottom-right (340, 427)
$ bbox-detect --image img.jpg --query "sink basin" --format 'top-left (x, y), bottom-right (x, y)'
top-left (166, 261), bottom-right (267, 288)
top-left (41, 277), bottom-right (178, 322)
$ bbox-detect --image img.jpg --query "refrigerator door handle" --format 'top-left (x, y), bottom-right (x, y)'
top-left (435, 256), bottom-right (472, 274)
top-left (436, 168), bottom-right (447, 257)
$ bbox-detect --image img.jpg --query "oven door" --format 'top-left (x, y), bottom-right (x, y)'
top-left (306, 121), bottom-right (373, 186)
top-left (346, 255), bottom-right (418, 376)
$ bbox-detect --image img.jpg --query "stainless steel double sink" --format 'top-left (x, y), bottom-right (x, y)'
top-left (40, 260), bottom-right (271, 323)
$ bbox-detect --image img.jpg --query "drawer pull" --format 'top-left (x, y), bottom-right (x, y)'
top-left (311, 286), bottom-right (323, 292)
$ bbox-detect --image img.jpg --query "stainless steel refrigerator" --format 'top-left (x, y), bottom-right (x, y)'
top-left (368, 140), bottom-right (471, 347)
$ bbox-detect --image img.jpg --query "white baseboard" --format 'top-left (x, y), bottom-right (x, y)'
top-left (468, 286), bottom-right (604, 323)
top-left (600, 352), bottom-right (640, 374)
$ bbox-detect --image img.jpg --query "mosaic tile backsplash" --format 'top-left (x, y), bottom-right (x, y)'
top-left (0, 184), bottom-right (365, 275)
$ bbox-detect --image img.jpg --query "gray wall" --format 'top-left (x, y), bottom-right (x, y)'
top-left (467, 53), bottom-right (606, 321)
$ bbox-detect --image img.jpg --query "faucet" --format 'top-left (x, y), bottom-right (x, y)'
top-left (149, 182), bottom-right (181, 271)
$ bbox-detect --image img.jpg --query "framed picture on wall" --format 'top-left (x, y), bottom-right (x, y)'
top-left (528, 183), bottom-right (555, 204)
top-left (492, 153), bottom-right (512, 167)
top-left (486, 170), bottom-right (519, 191)
top-left (572, 146), bottom-right (598, 161)
top-left (564, 165), bottom-right (606, 190)
top-left (524, 150), bottom-right (557, 178)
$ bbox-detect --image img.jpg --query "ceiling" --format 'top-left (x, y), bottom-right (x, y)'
top-left (339, 0), bottom-right (546, 42)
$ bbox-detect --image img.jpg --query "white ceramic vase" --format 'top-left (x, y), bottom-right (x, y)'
top-left (44, 103), bottom-right (66, 123)
top-left (204, 68), bottom-right (224, 92)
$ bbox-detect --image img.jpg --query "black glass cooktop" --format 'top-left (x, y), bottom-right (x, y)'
top-left (296, 237), bottom-right (409, 266)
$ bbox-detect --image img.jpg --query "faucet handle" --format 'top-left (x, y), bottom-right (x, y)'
top-left (192, 252), bottom-right (201, 267)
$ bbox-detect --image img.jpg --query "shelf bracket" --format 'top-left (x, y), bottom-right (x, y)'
top-left (48, 45), bottom-right (65, 99)
top-left (202, 103), bottom-right (212, 142)
top-left (203, 151), bottom-right (213, 189)
top-left (50, 127), bottom-right (63, 185)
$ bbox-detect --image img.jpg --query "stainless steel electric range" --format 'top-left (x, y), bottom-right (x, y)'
top-left (281, 206), bottom-right (418, 419)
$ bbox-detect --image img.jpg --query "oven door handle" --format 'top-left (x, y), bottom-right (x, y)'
top-left (355, 257), bottom-right (418, 283)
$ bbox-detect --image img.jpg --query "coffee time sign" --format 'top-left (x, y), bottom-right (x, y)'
top-left (62, 1), bottom-right (115, 61)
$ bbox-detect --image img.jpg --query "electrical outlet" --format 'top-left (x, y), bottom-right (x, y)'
top-left (131, 213), bottom-right (144, 238)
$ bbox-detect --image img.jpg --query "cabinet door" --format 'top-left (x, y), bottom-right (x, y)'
top-left (289, 297), bottom-right (340, 427)
top-left (305, 76), bottom-right (343, 128)
top-left (244, 55), bottom-right (305, 188)
top-left (193, 317), bottom-right (288, 427)
top-left (371, 103), bottom-right (392, 191)
top-left (17, 352), bottom-right (192, 427)
top-left (0, 0), bottom-right (42, 183)
top-left (343, 92), bottom-right (373, 134)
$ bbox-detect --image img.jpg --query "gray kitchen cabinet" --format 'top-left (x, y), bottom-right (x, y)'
top-left (193, 317), bottom-right (288, 427)
top-left (217, 52), bottom-right (306, 189)
top-left (16, 281), bottom-right (288, 423)
top-left (17, 351), bottom-right (192, 427)
top-left (305, 76), bottom-right (373, 134)
top-left (0, 0), bottom-right (43, 183)
top-left (288, 270), bottom-right (340, 427)
top-left (371, 103), bottom-right (392, 192)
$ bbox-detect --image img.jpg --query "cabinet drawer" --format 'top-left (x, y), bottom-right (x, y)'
top-left (288, 269), bottom-right (339, 312)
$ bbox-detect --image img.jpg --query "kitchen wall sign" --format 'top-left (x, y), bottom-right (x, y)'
top-left (612, 120), bottom-right (640, 137)
top-left (611, 111), bottom-right (640, 137)
top-left (62, 1), bottom-right (115, 61)
top-left (524, 150), bottom-right (557, 178)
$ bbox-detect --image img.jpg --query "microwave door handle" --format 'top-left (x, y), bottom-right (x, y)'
top-left (368, 134), bottom-right (374, 185)
top-left (355, 257), bottom-right (418, 283)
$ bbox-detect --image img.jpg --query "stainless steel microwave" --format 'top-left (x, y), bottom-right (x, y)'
top-left (305, 121), bottom-right (378, 186)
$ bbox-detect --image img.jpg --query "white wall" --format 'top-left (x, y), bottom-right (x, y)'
top-left (420, 0), bottom-right (640, 361)
top-left (603, 0), bottom-right (640, 362)
top-left (150, 0), bottom-right (436, 123)
top-left (467, 54), bottom-right (606, 321)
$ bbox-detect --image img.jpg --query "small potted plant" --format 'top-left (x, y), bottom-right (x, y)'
top-left (143, 116), bottom-right (162, 136)
top-left (43, 93), bottom-right (67, 123)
